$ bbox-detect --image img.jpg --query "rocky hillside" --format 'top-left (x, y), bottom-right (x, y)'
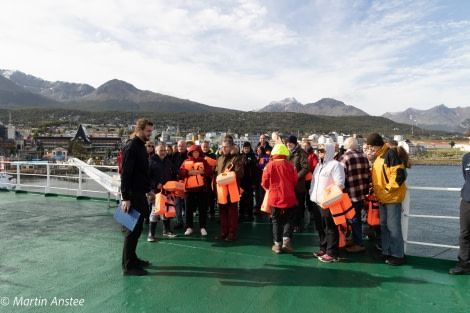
top-left (382, 105), bottom-right (470, 132)
top-left (259, 97), bottom-right (368, 116)
top-left (0, 69), bottom-right (237, 113)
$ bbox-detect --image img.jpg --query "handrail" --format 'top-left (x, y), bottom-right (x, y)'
top-left (68, 158), bottom-right (120, 196)
top-left (402, 185), bottom-right (460, 254)
top-left (3, 160), bottom-right (120, 206)
top-left (1, 159), bottom-right (463, 258)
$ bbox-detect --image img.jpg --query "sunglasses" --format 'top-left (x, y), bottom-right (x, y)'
top-left (146, 145), bottom-right (154, 148)
top-left (318, 148), bottom-right (325, 153)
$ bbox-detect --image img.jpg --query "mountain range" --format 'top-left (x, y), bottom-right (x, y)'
top-left (259, 98), bottom-right (468, 132)
top-left (259, 97), bottom-right (368, 116)
top-left (0, 69), bottom-right (468, 132)
top-left (0, 70), bottom-right (235, 113)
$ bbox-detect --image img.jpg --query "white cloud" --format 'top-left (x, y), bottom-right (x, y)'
top-left (0, 0), bottom-right (469, 116)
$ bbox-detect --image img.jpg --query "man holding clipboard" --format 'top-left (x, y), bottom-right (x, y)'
top-left (120, 118), bottom-right (155, 276)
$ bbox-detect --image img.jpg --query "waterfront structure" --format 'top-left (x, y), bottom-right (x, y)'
top-left (36, 124), bottom-right (122, 154)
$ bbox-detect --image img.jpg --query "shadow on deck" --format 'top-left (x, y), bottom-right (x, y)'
top-left (0, 190), bottom-right (468, 312)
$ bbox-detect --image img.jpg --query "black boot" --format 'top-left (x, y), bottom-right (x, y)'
top-left (162, 219), bottom-right (177, 237)
top-left (147, 222), bottom-right (157, 242)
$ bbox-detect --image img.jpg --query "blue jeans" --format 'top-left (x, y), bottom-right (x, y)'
top-left (347, 200), bottom-right (364, 246)
top-left (379, 202), bottom-right (404, 258)
top-left (175, 196), bottom-right (186, 225)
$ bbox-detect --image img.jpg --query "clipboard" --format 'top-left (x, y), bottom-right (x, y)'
top-left (113, 203), bottom-right (141, 231)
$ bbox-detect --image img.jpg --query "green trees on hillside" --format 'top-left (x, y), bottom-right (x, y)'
top-left (0, 108), bottom-right (460, 139)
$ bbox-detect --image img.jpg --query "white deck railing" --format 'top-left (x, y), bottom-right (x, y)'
top-left (2, 160), bottom-right (120, 206)
top-left (1, 160), bottom-right (463, 257)
top-left (402, 186), bottom-right (460, 253)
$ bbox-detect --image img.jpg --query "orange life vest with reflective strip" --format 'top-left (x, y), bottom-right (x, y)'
top-left (322, 192), bottom-right (356, 225)
top-left (216, 166), bottom-right (240, 204)
top-left (154, 190), bottom-right (176, 218)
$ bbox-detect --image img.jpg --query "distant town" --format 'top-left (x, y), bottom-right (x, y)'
top-left (1, 112), bottom-right (469, 167)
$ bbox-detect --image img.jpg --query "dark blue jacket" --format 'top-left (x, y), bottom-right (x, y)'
top-left (149, 155), bottom-right (177, 193)
top-left (461, 152), bottom-right (470, 202)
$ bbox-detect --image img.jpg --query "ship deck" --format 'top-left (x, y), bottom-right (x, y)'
top-left (0, 190), bottom-right (468, 313)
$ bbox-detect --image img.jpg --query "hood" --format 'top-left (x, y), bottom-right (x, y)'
top-left (322, 143), bottom-right (335, 163)
top-left (187, 145), bottom-right (204, 159)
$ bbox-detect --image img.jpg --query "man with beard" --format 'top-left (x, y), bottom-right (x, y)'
top-left (120, 118), bottom-right (155, 276)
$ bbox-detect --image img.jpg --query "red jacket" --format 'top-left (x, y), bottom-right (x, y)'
top-left (261, 158), bottom-right (298, 209)
top-left (307, 149), bottom-right (319, 172)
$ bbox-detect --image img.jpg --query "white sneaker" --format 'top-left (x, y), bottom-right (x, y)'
top-left (147, 235), bottom-right (156, 242)
top-left (184, 228), bottom-right (193, 236)
top-left (200, 228), bottom-right (207, 236)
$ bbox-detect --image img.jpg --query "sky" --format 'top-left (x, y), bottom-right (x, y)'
top-left (1, 0), bottom-right (469, 116)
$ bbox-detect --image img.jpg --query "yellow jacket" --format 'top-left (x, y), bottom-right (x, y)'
top-left (371, 145), bottom-right (407, 204)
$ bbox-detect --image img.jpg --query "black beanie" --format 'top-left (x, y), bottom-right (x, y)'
top-left (243, 141), bottom-right (251, 148)
top-left (367, 133), bottom-right (384, 146)
top-left (286, 135), bottom-right (297, 145)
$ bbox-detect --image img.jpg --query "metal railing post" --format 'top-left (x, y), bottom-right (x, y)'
top-left (16, 163), bottom-right (21, 191)
top-left (45, 163), bottom-right (51, 194)
top-left (401, 189), bottom-right (411, 254)
top-left (77, 167), bottom-right (83, 197)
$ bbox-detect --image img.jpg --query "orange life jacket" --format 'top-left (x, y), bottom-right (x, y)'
top-left (320, 184), bottom-right (344, 208)
top-left (216, 181), bottom-right (240, 204)
top-left (205, 156), bottom-right (217, 167)
top-left (322, 192), bottom-right (356, 225)
top-left (216, 165), bottom-right (240, 204)
top-left (260, 189), bottom-right (271, 215)
top-left (183, 160), bottom-right (205, 189)
top-left (366, 194), bottom-right (380, 226)
top-left (154, 190), bottom-right (176, 218)
top-left (174, 180), bottom-right (186, 198)
top-left (163, 180), bottom-right (185, 192)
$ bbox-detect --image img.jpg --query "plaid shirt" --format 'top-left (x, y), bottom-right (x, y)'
top-left (338, 150), bottom-right (370, 202)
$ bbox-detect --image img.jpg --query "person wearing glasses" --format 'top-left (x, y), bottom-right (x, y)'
top-left (145, 141), bottom-right (155, 159)
top-left (309, 143), bottom-right (345, 263)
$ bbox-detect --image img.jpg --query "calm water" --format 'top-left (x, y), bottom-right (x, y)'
top-left (405, 165), bottom-right (461, 260)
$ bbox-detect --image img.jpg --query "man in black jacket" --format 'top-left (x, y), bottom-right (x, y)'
top-left (171, 140), bottom-right (188, 229)
top-left (120, 118), bottom-right (155, 276)
top-left (239, 141), bottom-right (257, 221)
top-left (449, 135), bottom-right (470, 275)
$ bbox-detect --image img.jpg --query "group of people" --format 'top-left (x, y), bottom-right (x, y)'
top-left (119, 121), bottom-right (247, 276)
top-left (119, 118), bottom-right (469, 276)
top-left (261, 133), bottom-right (407, 266)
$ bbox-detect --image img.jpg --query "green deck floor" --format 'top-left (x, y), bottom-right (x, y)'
top-left (0, 190), bottom-right (469, 313)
